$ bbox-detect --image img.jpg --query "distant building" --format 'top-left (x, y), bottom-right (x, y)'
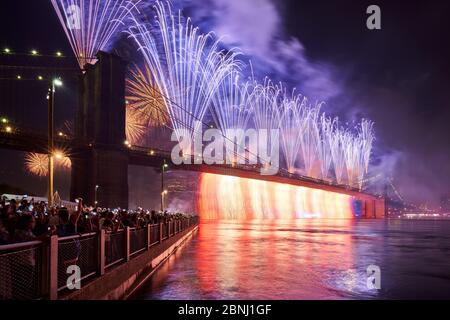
top-left (440, 193), bottom-right (450, 213)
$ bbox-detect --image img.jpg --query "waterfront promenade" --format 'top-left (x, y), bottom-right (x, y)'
top-left (0, 216), bottom-right (199, 300)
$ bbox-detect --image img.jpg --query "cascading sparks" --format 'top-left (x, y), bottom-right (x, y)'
top-left (50, 0), bottom-right (139, 69)
top-left (198, 173), bottom-right (354, 220)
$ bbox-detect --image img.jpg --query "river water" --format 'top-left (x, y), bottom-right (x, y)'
top-left (132, 219), bottom-right (450, 300)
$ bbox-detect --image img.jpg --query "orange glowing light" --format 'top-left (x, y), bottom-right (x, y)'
top-left (197, 173), bottom-right (354, 220)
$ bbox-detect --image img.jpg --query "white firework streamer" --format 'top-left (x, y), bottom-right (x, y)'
top-left (125, 1), bottom-right (240, 146)
top-left (51, 0), bottom-right (140, 69)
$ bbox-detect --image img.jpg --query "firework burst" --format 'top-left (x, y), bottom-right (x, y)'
top-left (126, 64), bottom-right (169, 128)
top-left (51, 0), bottom-right (140, 69)
top-left (25, 153), bottom-right (48, 177)
top-left (125, 106), bottom-right (146, 144)
top-left (210, 70), bottom-right (255, 162)
top-left (25, 151), bottom-right (72, 177)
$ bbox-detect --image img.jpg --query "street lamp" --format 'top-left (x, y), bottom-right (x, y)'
top-left (47, 78), bottom-right (63, 207)
top-left (95, 185), bottom-right (100, 207)
top-left (54, 151), bottom-right (64, 159)
top-left (53, 78), bottom-right (63, 87)
top-left (161, 160), bottom-right (169, 211)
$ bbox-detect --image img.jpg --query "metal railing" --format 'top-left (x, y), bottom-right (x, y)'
top-left (0, 241), bottom-right (47, 300)
top-left (129, 227), bottom-right (147, 256)
top-left (57, 233), bottom-right (98, 292)
top-left (105, 231), bottom-right (125, 268)
top-left (0, 216), bottom-right (198, 300)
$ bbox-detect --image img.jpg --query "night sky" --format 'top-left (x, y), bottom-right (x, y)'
top-left (0, 0), bottom-right (449, 207)
top-left (284, 0), bottom-right (450, 206)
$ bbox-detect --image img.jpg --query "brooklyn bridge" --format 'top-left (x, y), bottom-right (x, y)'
top-left (0, 51), bottom-right (384, 219)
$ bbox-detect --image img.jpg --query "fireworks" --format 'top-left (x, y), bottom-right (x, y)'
top-left (210, 70), bottom-right (254, 135)
top-left (51, 0), bottom-right (139, 69)
top-left (275, 93), bottom-right (307, 174)
top-left (55, 151), bottom-right (72, 169)
top-left (126, 1), bottom-right (240, 142)
top-left (126, 64), bottom-right (169, 128)
top-left (120, 0), bottom-right (375, 188)
top-left (25, 153), bottom-right (48, 177)
top-left (247, 78), bottom-right (374, 186)
top-left (210, 70), bottom-right (255, 162)
top-left (125, 106), bottom-right (146, 145)
top-left (24, 151), bottom-right (72, 176)
top-left (342, 119), bottom-right (375, 188)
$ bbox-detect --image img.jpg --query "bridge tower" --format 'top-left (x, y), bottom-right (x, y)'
top-left (70, 52), bottom-right (129, 208)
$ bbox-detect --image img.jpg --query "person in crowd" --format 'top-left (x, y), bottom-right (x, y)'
top-left (48, 206), bottom-right (59, 227)
top-left (33, 210), bottom-right (50, 237)
top-left (12, 214), bottom-right (36, 243)
top-left (56, 207), bottom-right (77, 237)
top-left (0, 218), bottom-right (9, 245)
top-left (0, 195), bottom-right (195, 245)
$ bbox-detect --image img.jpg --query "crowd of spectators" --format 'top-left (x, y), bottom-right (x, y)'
top-left (0, 197), bottom-right (195, 245)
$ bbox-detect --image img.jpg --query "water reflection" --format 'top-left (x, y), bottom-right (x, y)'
top-left (133, 219), bottom-right (450, 300)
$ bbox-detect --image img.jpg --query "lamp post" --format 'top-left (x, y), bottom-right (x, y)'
top-left (161, 160), bottom-right (168, 211)
top-left (95, 185), bottom-right (100, 207)
top-left (47, 78), bottom-right (63, 207)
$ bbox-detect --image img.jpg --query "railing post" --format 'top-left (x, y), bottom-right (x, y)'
top-left (168, 221), bottom-right (171, 237)
top-left (99, 229), bottom-right (105, 276)
top-left (159, 222), bottom-right (163, 243)
top-left (49, 235), bottom-right (58, 300)
top-left (146, 224), bottom-right (151, 250)
top-left (125, 227), bottom-right (130, 262)
top-left (41, 242), bottom-right (50, 298)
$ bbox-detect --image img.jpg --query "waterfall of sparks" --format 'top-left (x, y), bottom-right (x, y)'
top-left (198, 173), bottom-right (354, 220)
top-left (50, 0), bottom-right (139, 69)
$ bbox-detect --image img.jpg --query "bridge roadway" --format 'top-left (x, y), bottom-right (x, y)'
top-left (0, 128), bottom-right (381, 202)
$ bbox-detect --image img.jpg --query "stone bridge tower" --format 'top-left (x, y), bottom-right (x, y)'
top-left (70, 52), bottom-right (129, 208)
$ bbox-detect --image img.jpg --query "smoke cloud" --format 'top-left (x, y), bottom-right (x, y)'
top-left (181, 0), bottom-right (340, 101)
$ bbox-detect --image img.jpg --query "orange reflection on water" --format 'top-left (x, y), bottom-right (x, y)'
top-left (198, 173), bottom-right (354, 219)
top-left (194, 220), bottom-right (356, 299)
